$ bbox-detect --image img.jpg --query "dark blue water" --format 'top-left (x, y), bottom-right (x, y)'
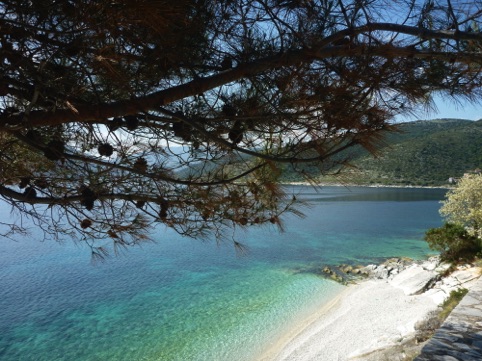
top-left (0, 186), bottom-right (446, 361)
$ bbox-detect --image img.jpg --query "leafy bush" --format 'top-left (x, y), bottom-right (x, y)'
top-left (439, 288), bottom-right (469, 320)
top-left (440, 174), bottom-right (482, 239)
top-left (424, 223), bottom-right (481, 262)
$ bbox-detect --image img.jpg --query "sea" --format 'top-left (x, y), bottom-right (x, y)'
top-left (0, 186), bottom-right (447, 361)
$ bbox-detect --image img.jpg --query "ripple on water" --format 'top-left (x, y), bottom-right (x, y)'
top-left (0, 187), bottom-right (445, 361)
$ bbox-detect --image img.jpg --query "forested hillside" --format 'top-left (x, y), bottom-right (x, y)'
top-left (280, 119), bottom-right (482, 186)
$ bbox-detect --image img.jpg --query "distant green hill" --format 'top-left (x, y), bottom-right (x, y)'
top-left (280, 118), bottom-right (482, 186)
top-left (186, 118), bottom-right (482, 186)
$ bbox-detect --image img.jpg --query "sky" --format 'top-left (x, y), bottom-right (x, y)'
top-left (396, 95), bottom-right (482, 122)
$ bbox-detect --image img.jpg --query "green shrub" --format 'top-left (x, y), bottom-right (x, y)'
top-left (439, 288), bottom-right (469, 321)
top-left (424, 223), bottom-right (481, 262)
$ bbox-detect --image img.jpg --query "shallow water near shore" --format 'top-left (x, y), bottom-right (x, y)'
top-left (0, 186), bottom-right (446, 361)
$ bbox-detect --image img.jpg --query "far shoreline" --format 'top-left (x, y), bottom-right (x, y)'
top-left (281, 181), bottom-right (452, 190)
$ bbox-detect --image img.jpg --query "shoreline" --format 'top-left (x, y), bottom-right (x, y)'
top-left (281, 181), bottom-right (452, 190)
top-left (257, 286), bottom-right (352, 361)
top-left (256, 257), bottom-right (481, 361)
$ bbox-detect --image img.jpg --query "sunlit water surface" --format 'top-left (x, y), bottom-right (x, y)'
top-left (0, 186), bottom-right (446, 361)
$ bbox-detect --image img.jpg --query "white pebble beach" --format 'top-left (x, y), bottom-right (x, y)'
top-left (259, 260), bottom-right (481, 361)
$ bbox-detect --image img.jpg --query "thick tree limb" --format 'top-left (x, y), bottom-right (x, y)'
top-left (3, 23), bottom-right (481, 130)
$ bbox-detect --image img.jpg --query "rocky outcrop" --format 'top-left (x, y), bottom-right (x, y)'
top-left (390, 264), bottom-right (440, 296)
top-left (371, 257), bottom-right (479, 300)
top-left (360, 257), bottom-right (414, 280)
top-left (324, 257), bottom-right (479, 302)
top-left (425, 266), bottom-right (482, 304)
top-left (321, 265), bottom-right (357, 284)
top-left (324, 258), bottom-right (416, 284)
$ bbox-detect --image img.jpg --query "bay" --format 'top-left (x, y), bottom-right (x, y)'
top-left (0, 186), bottom-right (446, 361)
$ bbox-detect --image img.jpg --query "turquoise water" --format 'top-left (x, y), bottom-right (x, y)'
top-left (0, 186), bottom-right (446, 361)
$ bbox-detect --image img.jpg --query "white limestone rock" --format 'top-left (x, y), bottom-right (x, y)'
top-left (424, 288), bottom-right (449, 305)
top-left (434, 263), bottom-right (452, 274)
top-left (390, 265), bottom-right (439, 296)
top-left (441, 276), bottom-right (460, 288)
top-left (453, 269), bottom-right (480, 285)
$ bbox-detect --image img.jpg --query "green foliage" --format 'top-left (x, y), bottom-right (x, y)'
top-left (424, 223), bottom-right (481, 261)
top-left (277, 119), bottom-right (482, 186)
top-left (441, 174), bottom-right (482, 239)
top-left (439, 288), bottom-right (469, 321)
top-left (356, 119), bottom-right (482, 186)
